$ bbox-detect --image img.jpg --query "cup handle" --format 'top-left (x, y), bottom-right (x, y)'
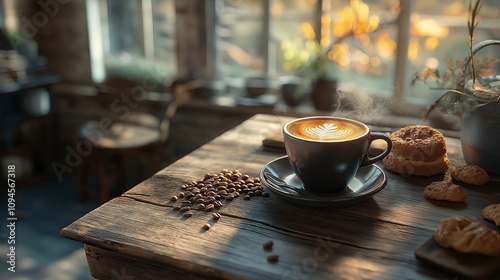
top-left (361, 132), bottom-right (392, 166)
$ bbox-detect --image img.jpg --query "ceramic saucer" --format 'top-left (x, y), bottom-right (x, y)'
top-left (259, 156), bottom-right (387, 207)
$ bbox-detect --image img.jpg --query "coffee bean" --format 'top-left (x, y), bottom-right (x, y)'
top-left (262, 192), bottom-right (269, 197)
top-left (218, 190), bottom-right (228, 196)
top-left (212, 212), bottom-right (221, 220)
top-left (203, 197), bottom-right (215, 204)
top-left (214, 200), bottom-right (223, 207)
top-left (183, 211), bottom-right (193, 218)
top-left (267, 254), bottom-right (279, 263)
top-left (202, 223), bottom-right (211, 230)
top-left (207, 191), bottom-right (216, 196)
top-left (173, 205), bottom-right (181, 210)
top-left (179, 206), bottom-right (191, 212)
top-left (244, 195), bottom-right (251, 200)
top-left (205, 204), bottom-right (215, 211)
top-left (196, 203), bottom-right (205, 210)
top-left (263, 240), bottom-right (273, 250)
top-left (170, 196), bottom-right (178, 202)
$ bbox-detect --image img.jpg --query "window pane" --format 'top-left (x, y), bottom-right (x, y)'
top-left (88, 0), bottom-right (177, 84)
top-left (272, 0), bottom-right (319, 76)
top-left (275, 0), bottom-right (400, 97)
top-left (213, 0), bottom-right (266, 87)
top-left (406, 0), bottom-right (500, 103)
top-left (152, 0), bottom-right (176, 63)
top-left (107, 0), bottom-right (144, 57)
top-left (326, 0), bottom-right (400, 97)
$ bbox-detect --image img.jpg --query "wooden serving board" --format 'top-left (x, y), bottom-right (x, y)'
top-left (414, 237), bottom-right (500, 280)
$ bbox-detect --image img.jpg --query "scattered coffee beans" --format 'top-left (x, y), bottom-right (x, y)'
top-left (169, 169), bottom-right (269, 219)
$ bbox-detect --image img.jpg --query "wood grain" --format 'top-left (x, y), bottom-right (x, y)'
top-left (61, 114), bottom-right (500, 280)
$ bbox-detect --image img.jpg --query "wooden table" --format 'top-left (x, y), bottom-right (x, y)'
top-left (61, 114), bottom-right (500, 280)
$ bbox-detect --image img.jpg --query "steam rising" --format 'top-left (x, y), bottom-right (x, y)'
top-left (332, 86), bottom-right (392, 124)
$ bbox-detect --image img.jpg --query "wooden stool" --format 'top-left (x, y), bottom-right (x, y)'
top-left (76, 116), bottom-right (161, 204)
top-left (76, 78), bottom-right (204, 204)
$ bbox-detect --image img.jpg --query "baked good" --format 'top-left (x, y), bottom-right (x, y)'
top-left (383, 125), bottom-right (449, 176)
top-left (451, 164), bottom-right (489, 185)
top-left (434, 216), bottom-right (500, 257)
top-left (482, 204), bottom-right (500, 226)
top-left (424, 181), bottom-right (466, 202)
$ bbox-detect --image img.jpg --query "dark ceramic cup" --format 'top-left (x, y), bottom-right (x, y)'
top-left (283, 116), bottom-right (392, 193)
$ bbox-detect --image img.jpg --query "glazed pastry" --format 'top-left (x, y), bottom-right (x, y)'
top-left (434, 216), bottom-right (500, 257)
top-left (451, 164), bottom-right (489, 186)
top-left (424, 181), bottom-right (466, 202)
top-left (482, 204), bottom-right (500, 226)
top-left (383, 125), bottom-right (449, 176)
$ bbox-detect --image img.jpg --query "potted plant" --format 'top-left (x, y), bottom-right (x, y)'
top-left (279, 0), bottom-right (381, 110)
top-left (412, 0), bottom-right (500, 175)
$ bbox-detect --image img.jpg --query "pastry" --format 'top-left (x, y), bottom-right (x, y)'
top-left (424, 181), bottom-right (466, 202)
top-left (451, 164), bottom-right (489, 185)
top-left (383, 125), bottom-right (449, 176)
top-left (434, 216), bottom-right (500, 257)
top-left (482, 204), bottom-right (500, 226)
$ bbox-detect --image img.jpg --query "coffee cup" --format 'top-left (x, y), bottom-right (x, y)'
top-left (283, 116), bottom-right (392, 193)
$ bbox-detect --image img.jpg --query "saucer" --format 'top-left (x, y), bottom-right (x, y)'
top-left (259, 156), bottom-right (387, 207)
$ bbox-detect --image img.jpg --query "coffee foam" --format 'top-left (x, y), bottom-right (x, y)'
top-left (287, 119), bottom-right (366, 141)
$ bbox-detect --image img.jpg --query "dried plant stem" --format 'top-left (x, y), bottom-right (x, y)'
top-left (468, 0), bottom-right (482, 84)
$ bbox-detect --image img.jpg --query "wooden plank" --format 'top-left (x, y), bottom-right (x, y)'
top-left (62, 197), bottom-right (459, 280)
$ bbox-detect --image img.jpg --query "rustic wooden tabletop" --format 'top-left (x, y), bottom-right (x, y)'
top-left (61, 114), bottom-right (500, 280)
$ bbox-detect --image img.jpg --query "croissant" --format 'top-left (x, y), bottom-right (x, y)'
top-left (434, 216), bottom-right (500, 257)
top-left (483, 204), bottom-right (500, 226)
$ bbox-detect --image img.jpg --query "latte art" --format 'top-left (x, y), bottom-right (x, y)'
top-left (286, 118), bottom-right (366, 141)
top-left (304, 123), bottom-right (350, 140)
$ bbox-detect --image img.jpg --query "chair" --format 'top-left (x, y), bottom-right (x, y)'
top-left (76, 78), bottom-right (203, 203)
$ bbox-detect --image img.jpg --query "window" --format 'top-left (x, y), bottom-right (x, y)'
top-left (87, 0), bottom-right (500, 116)
top-left (406, 0), bottom-right (500, 104)
top-left (86, 0), bottom-right (177, 85)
